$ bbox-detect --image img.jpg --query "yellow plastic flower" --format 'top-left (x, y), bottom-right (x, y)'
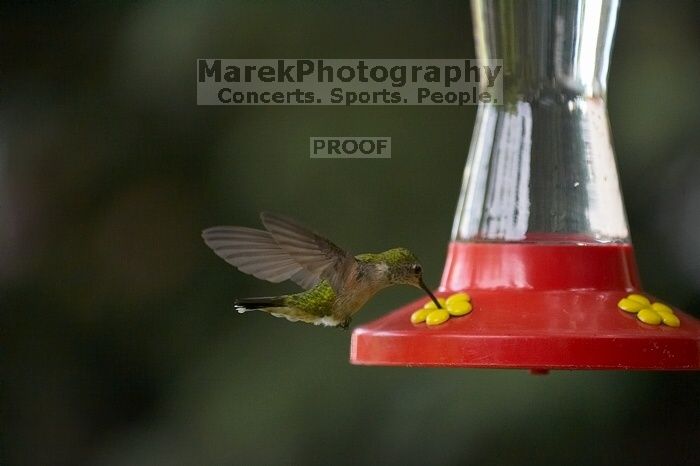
top-left (411, 292), bottom-right (473, 326)
top-left (617, 294), bottom-right (680, 327)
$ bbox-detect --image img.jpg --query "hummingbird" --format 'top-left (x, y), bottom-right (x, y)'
top-left (202, 212), bottom-right (441, 329)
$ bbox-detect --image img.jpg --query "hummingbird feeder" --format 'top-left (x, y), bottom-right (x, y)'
top-left (350, 0), bottom-right (700, 371)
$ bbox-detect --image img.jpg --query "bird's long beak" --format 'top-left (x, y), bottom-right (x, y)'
top-left (419, 278), bottom-right (442, 309)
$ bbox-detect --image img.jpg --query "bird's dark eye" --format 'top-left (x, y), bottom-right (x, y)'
top-left (412, 264), bottom-right (422, 274)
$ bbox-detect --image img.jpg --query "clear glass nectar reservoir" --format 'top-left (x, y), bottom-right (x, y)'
top-left (453, 0), bottom-right (628, 243)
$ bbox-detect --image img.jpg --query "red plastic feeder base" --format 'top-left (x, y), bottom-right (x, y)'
top-left (350, 242), bottom-right (700, 370)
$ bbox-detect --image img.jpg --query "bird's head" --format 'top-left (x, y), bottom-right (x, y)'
top-left (378, 247), bottom-right (442, 308)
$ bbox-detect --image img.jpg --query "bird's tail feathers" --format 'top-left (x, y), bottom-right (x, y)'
top-left (234, 296), bottom-right (286, 314)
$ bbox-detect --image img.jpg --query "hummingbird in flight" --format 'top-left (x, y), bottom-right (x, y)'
top-left (202, 212), bottom-right (442, 328)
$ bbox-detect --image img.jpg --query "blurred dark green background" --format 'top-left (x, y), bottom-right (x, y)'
top-left (2, 1), bottom-right (699, 465)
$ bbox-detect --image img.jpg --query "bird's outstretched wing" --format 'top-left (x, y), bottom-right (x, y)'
top-left (260, 212), bottom-right (355, 292)
top-left (202, 226), bottom-right (321, 290)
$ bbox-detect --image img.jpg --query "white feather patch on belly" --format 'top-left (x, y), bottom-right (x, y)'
top-left (235, 305), bottom-right (341, 327)
top-left (269, 312), bottom-right (340, 327)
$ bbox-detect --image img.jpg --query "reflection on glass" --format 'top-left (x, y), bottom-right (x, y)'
top-left (453, 0), bottom-right (629, 243)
